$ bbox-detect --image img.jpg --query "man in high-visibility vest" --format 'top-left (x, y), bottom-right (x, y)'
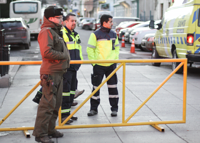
top-left (87, 14), bottom-right (120, 117)
top-left (61, 13), bottom-right (83, 123)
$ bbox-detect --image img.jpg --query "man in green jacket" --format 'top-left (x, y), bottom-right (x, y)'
top-left (87, 14), bottom-right (120, 117)
top-left (32, 6), bottom-right (70, 143)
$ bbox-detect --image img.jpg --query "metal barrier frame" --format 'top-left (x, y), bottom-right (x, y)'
top-left (0, 59), bottom-right (187, 134)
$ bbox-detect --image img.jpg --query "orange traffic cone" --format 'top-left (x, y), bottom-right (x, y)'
top-left (130, 38), bottom-right (135, 53)
top-left (121, 35), bottom-right (125, 47)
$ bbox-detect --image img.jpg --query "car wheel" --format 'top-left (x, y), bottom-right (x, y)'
top-left (172, 49), bottom-right (183, 73)
top-left (151, 45), bottom-right (161, 66)
top-left (24, 43), bottom-right (29, 49)
top-left (139, 45), bottom-right (145, 51)
top-left (85, 25), bottom-right (89, 30)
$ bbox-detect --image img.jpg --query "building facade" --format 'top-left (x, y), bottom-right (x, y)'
top-left (113, 0), bottom-right (173, 21)
top-left (113, 0), bottom-right (139, 18)
top-left (153, 0), bottom-right (172, 20)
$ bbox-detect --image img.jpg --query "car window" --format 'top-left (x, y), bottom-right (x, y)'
top-left (1, 21), bottom-right (22, 29)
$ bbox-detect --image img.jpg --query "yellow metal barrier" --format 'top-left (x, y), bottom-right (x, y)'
top-left (0, 59), bottom-right (187, 134)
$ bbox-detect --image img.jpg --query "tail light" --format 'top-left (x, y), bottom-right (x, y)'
top-left (18, 27), bottom-right (26, 30)
top-left (40, 19), bottom-right (42, 25)
top-left (187, 34), bottom-right (194, 46)
top-left (147, 37), bottom-right (154, 42)
top-left (133, 32), bottom-right (139, 36)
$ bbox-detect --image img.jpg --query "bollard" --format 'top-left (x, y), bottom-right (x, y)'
top-left (0, 29), bottom-right (5, 77)
top-left (3, 45), bottom-right (10, 75)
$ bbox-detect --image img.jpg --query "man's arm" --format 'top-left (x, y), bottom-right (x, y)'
top-left (114, 36), bottom-right (120, 60)
top-left (39, 29), bottom-right (68, 60)
top-left (86, 33), bottom-right (97, 61)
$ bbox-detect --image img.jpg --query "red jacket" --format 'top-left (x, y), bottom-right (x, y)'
top-left (38, 16), bottom-right (70, 74)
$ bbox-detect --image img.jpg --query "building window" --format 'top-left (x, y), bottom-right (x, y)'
top-left (155, 0), bottom-right (157, 10)
top-left (131, 2), bottom-right (137, 17)
top-left (168, 2), bottom-right (171, 7)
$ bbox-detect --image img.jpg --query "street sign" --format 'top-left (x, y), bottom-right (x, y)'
top-left (0, 0), bottom-right (7, 4)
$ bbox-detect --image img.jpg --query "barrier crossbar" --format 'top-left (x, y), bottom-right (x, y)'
top-left (0, 59), bottom-right (187, 134)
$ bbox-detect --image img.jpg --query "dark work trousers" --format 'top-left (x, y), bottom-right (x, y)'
top-left (90, 63), bottom-right (119, 112)
top-left (61, 70), bottom-right (77, 118)
top-left (33, 73), bottom-right (63, 137)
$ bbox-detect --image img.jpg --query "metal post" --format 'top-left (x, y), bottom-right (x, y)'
top-left (0, 29), bottom-right (5, 76)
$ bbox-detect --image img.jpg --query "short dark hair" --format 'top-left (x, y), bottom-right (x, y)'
top-left (63, 13), bottom-right (76, 21)
top-left (100, 14), bottom-right (112, 25)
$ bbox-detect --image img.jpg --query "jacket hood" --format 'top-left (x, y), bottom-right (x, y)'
top-left (41, 16), bottom-right (62, 33)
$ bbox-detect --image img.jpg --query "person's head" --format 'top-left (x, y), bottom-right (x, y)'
top-left (44, 6), bottom-right (63, 25)
top-left (63, 13), bottom-right (77, 31)
top-left (100, 14), bottom-right (113, 29)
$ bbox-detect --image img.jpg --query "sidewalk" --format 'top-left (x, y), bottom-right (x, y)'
top-left (0, 59), bottom-right (200, 143)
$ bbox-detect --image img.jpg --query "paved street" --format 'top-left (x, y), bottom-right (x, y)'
top-left (0, 27), bottom-right (200, 143)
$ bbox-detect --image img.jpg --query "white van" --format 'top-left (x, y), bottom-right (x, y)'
top-left (149, 0), bottom-right (200, 73)
top-left (10, 0), bottom-right (42, 39)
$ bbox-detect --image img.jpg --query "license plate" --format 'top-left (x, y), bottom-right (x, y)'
top-left (6, 35), bottom-right (14, 38)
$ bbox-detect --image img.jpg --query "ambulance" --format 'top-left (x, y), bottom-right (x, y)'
top-left (149, 0), bottom-right (200, 73)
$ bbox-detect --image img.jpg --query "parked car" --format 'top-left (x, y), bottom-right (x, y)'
top-left (92, 19), bottom-right (100, 31)
top-left (80, 18), bottom-right (96, 30)
top-left (122, 21), bottom-right (150, 42)
top-left (115, 21), bottom-right (142, 38)
top-left (112, 17), bottom-right (140, 30)
top-left (129, 27), bottom-right (157, 50)
top-left (141, 33), bottom-right (156, 51)
top-left (77, 17), bottom-right (85, 27)
top-left (0, 18), bottom-right (31, 49)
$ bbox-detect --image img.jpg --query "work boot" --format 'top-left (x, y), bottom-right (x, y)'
top-left (49, 130), bottom-right (63, 138)
top-left (61, 117), bottom-right (73, 124)
top-left (87, 110), bottom-right (98, 116)
top-left (32, 91), bottom-right (42, 104)
top-left (74, 89), bottom-right (85, 99)
top-left (71, 101), bottom-right (78, 106)
top-left (35, 135), bottom-right (54, 143)
top-left (111, 111), bottom-right (117, 117)
top-left (71, 116), bottom-right (78, 120)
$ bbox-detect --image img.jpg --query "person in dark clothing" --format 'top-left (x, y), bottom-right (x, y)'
top-left (32, 6), bottom-right (70, 143)
top-left (61, 13), bottom-right (83, 123)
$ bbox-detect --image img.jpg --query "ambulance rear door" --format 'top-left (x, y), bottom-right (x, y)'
top-left (194, 7), bottom-right (200, 55)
